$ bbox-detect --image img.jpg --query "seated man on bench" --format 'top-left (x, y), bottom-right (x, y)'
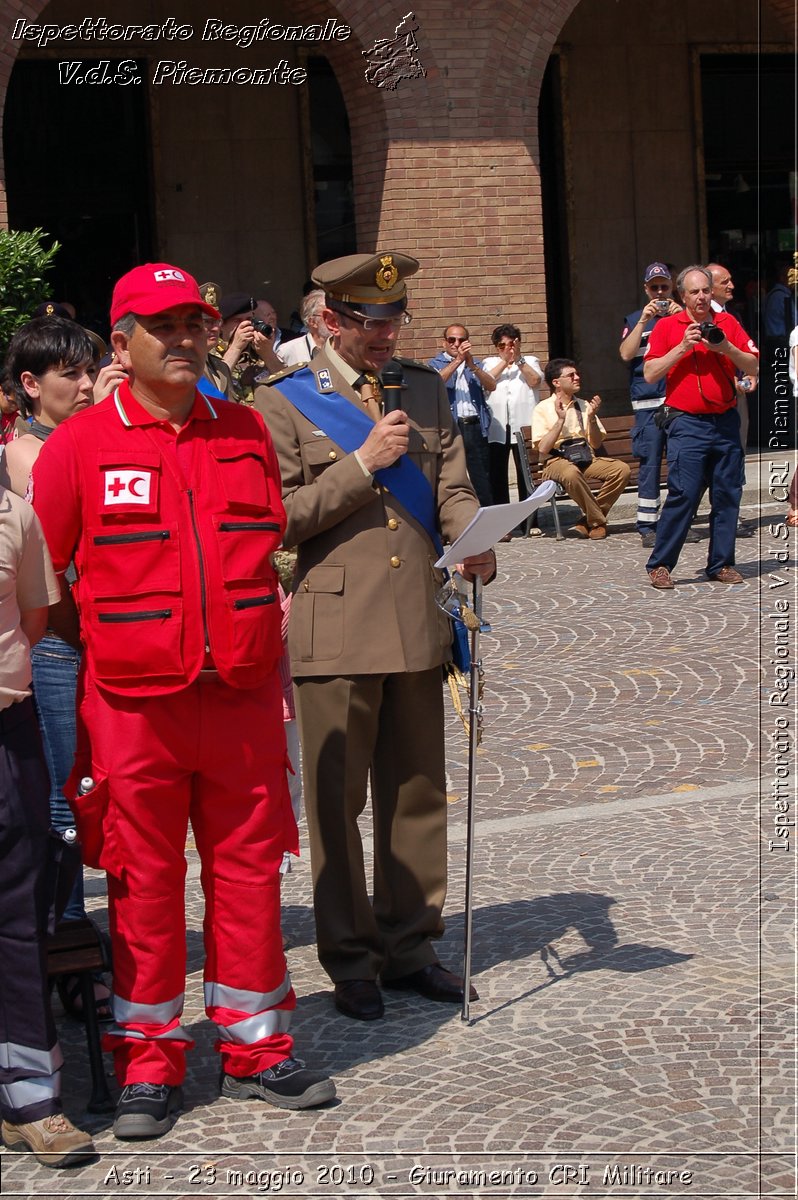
top-left (531, 359), bottom-right (630, 539)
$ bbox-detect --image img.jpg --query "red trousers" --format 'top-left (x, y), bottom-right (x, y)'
top-left (76, 671), bottom-right (297, 1086)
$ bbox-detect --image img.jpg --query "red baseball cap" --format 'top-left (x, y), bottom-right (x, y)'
top-left (110, 263), bottom-right (221, 325)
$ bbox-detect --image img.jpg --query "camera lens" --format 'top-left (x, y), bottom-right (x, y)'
top-left (700, 322), bottom-right (725, 345)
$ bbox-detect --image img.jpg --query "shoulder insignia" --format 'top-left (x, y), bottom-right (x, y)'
top-left (260, 363), bottom-right (308, 386)
top-left (315, 368), bottom-right (335, 393)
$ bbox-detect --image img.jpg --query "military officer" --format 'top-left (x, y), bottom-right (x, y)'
top-left (254, 252), bottom-right (495, 1021)
top-left (199, 282), bottom-right (235, 400)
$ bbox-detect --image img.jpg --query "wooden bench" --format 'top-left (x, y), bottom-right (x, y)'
top-left (47, 918), bottom-right (114, 1112)
top-left (516, 414), bottom-right (667, 539)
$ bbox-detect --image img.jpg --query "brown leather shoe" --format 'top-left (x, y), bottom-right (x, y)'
top-left (588, 525), bottom-right (607, 539)
top-left (2, 1113), bottom-right (96, 1168)
top-left (648, 567), bottom-right (674, 590)
top-left (708, 566), bottom-right (744, 584)
top-left (570, 523), bottom-right (589, 539)
top-left (333, 980), bottom-right (384, 1021)
top-left (383, 963), bottom-right (478, 1003)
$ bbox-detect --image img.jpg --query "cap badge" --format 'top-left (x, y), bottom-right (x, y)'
top-left (376, 255), bottom-right (398, 291)
top-left (45, 303), bottom-right (55, 315)
top-left (204, 285), bottom-right (218, 307)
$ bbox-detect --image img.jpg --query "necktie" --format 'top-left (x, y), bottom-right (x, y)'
top-left (357, 373), bottom-right (382, 421)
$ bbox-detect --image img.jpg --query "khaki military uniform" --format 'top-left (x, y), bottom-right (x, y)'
top-left (254, 341), bottom-right (479, 983)
top-left (203, 352), bottom-right (234, 400)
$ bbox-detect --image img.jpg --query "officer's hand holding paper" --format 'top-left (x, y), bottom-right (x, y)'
top-left (435, 480), bottom-right (557, 568)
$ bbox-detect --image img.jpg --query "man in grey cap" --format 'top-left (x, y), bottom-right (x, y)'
top-left (254, 252), bottom-right (495, 1021)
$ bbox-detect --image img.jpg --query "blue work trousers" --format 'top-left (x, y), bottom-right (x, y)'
top-left (0, 698), bottom-right (62, 1123)
top-left (647, 409), bottom-right (743, 578)
top-left (631, 408), bottom-right (666, 533)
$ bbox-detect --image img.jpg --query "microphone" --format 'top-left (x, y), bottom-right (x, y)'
top-left (380, 360), bottom-right (405, 413)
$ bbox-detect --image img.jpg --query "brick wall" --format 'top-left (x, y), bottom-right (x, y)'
top-left (0, 0), bottom-right (792, 374)
top-left (313, 0), bottom-right (571, 359)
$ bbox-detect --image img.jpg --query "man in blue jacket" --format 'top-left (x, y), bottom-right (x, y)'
top-left (429, 323), bottom-right (495, 506)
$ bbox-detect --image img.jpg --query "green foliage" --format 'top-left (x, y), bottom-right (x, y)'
top-left (0, 227), bottom-right (60, 357)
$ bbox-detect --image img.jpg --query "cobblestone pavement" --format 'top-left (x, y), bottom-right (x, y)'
top-left (1, 491), bottom-right (795, 1199)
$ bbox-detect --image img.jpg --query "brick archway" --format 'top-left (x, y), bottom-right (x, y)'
top-left (0, 0), bottom-right (790, 353)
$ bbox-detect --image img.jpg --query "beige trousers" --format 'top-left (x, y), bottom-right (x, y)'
top-left (542, 455), bottom-right (631, 527)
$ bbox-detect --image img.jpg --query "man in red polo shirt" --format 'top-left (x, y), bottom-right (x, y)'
top-left (643, 264), bottom-right (759, 590)
top-left (31, 264), bottom-right (335, 1141)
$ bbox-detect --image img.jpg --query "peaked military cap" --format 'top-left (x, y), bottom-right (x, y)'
top-left (199, 282), bottom-right (222, 310)
top-left (312, 252), bottom-right (419, 317)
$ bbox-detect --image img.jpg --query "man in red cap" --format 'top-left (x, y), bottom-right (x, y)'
top-left (32, 263), bottom-right (334, 1140)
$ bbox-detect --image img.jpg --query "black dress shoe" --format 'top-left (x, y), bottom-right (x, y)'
top-left (333, 980), bottom-right (384, 1021)
top-left (383, 963), bottom-right (478, 1003)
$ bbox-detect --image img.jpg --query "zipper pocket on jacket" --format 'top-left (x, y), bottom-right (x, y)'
top-left (98, 609), bottom-right (173, 622)
top-left (218, 522), bottom-right (281, 532)
top-left (93, 531), bottom-right (171, 545)
top-left (233, 595), bottom-right (276, 611)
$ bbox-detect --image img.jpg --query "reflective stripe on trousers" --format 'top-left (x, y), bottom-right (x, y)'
top-left (0, 1072), bottom-right (60, 1113)
top-left (84, 673), bottom-right (297, 1086)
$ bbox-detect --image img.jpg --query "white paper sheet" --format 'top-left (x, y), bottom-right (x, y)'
top-left (434, 480), bottom-right (558, 568)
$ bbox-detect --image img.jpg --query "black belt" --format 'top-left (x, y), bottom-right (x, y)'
top-left (458, 416), bottom-right (480, 426)
top-left (668, 406), bottom-right (732, 422)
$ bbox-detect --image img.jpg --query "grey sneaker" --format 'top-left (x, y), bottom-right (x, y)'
top-left (221, 1057), bottom-right (336, 1110)
top-left (113, 1082), bottom-right (183, 1140)
top-left (2, 1112), bottom-right (95, 1168)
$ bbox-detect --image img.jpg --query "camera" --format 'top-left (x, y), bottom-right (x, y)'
top-left (251, 318), bottom-right (273, 337)
top-left (656, 300), bottom-right (669, 314)
top-left (698, 321), bottom-right (725, 346)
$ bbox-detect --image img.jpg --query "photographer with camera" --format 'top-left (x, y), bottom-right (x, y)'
top-left (643, 265), bottom-right (759, 590)
top-left (219, 294), bottom-right (286, 402)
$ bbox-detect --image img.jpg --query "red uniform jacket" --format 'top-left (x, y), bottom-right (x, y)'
top-left (32, 383), bottom-right (286, 695)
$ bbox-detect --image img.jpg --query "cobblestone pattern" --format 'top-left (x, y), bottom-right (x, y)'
top-left (1, 524), bottom-right (793, 1198)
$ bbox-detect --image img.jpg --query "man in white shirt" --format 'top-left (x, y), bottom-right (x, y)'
top-left (279, 290), bottom-right (330, 367)
top-left (707, 263), bottom-right (757, 537)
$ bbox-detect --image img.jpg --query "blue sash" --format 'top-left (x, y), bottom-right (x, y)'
top-left (275, 368), bottom-right (442, 553)
top-left (198, 376), bottom-right (227, 402)
top-left (275, 367), bottom-right (471, 672)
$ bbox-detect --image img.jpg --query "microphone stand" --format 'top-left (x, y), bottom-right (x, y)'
top-left (461, 575), bottom-right (484, 1024)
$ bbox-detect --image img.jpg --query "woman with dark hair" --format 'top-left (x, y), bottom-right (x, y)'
top-left (483, 324), bottom-right (543, 537)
